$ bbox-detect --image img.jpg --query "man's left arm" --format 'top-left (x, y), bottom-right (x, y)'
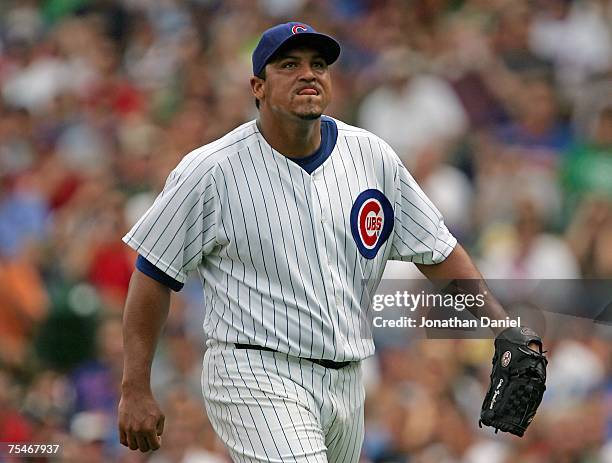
top-left (415, 244), bottom-right (509, 335)
top-left (385, 151), bottom-right (546, 436)
top-left (417, 244), bottom-right (547, 437)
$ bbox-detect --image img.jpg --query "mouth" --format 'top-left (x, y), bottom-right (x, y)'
top-left (297, 87), bottom-right (319, 96)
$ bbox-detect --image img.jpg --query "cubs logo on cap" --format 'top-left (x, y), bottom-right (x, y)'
top-left (291, 24), bottom-right (308, 34)
top-left (350, 189), bottom-right (394, 259)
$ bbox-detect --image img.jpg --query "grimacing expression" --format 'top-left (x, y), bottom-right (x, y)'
top-left (253, 47), bottom-right (332, 120)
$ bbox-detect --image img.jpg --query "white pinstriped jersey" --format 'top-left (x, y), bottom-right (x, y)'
top-left (123, 117), bottom-right (457, 361)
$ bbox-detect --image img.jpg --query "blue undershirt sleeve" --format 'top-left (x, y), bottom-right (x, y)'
top-left (136, 255), bottom-right (184, 292)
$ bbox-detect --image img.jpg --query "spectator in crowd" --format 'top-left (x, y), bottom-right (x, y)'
top-left (357, 47), bottom-right (468, 165)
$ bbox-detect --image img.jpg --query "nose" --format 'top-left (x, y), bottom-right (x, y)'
top-left (298, 64), bottom-right (317, 81)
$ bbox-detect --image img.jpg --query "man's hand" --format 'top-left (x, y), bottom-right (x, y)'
top-left (118, 389), bottom-right (165, 452)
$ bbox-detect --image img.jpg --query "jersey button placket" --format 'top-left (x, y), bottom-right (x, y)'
top-left (315, 175), bottom-right (329, 224)
top-left (311, 172), bottom-right (335, 293)
top-left (315, 173), bottom-right (336, 270)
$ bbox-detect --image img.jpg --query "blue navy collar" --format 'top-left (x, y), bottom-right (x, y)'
top-left (287, 116), bottom-right (338, 174)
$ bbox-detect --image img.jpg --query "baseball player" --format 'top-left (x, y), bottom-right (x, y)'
top-left (118, 22), bottom-right (546, 461)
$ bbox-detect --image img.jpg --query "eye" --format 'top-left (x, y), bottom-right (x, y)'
top-left (282, 61), bottom-right (297, 69)
top-left (312, 61), bottom-right (327, 71)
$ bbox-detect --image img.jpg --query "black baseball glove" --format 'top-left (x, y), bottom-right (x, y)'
top-left (479, 327), bottom-right (547, 437)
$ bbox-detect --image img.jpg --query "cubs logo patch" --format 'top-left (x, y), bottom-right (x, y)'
top-left (350, 189), bottom-right (393, 259)
top-left (291, 24), bottom-right (308, 34)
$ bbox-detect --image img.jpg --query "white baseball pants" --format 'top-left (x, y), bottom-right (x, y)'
top-left (202, 340), bottom-right (365, 462)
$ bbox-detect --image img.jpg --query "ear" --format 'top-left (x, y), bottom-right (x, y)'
top-left (250, 76), bottom-right (265, 103)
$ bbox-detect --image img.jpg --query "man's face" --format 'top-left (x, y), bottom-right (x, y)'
top-left (252, 46), bottom-right (332, 120)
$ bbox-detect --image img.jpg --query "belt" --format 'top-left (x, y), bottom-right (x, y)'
top-left (234, 343), bottom-right (352, 370)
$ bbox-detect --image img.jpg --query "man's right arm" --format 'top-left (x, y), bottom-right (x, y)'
top-left (118, 269), bottom-right (171, 453)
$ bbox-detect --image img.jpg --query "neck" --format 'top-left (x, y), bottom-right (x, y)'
top-left (257, 110), bottom-right (322, 158)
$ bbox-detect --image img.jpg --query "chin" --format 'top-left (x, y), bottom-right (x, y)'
top-left (287, 96), bottom-right (325, 119)
top-left (293, 105), bottom-right (324, 120)
top-left (297, 112), bottom-right (322, 121)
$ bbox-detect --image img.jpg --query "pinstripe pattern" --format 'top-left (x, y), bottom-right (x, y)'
top-left (123, 116), bottom-right (456, 461)
top-left (123, 117), bottom-right (456, 362)
top-left (203, 340), bottom-right (364, 462)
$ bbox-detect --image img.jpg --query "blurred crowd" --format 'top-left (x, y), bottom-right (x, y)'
top-left (0, 0), bottom-right (611, 462)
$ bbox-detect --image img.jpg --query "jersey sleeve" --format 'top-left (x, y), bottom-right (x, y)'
top-left (122, 155), bottom-right (219, 283)
top-left (388, 156), bottom-right (457, 265)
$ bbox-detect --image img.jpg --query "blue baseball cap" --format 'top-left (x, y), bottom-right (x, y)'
top-left (252, 22), bottom-right (341, 77)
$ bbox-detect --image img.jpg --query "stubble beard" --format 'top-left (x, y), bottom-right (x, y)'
top-left (293, 102), bottom-right (323, 120)
top-left (290, 93), bottom-right (325, 120)
top-left (297, 111), bottom-right (322, 120)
